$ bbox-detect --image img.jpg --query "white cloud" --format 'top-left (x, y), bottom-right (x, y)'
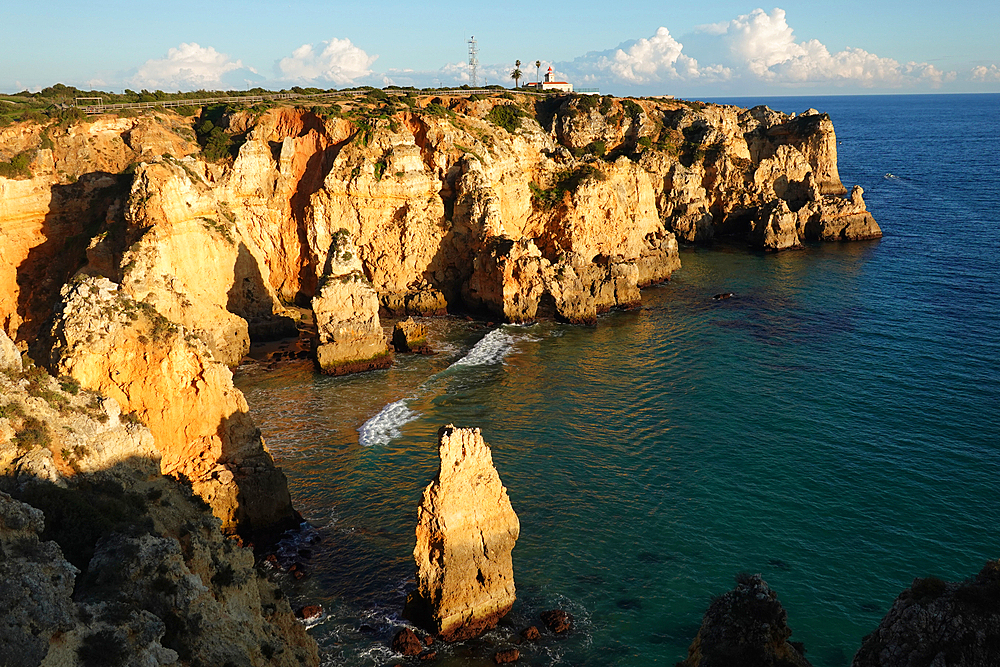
top-left (132, 43), bottom-right (248, 90)
top-left (276, 38), bottom-right (377, 85)
top-left (594, 27), bottom-right (700, 83)
top-left (971, 64), bottom-right (1000, 82)
top-left (554, 8), bottom-right (958, 93)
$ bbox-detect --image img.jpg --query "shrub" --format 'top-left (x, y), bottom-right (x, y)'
top-left (585, 140), bottom-right (606, 157)
top-left (530, 164), bottom-right (606, 209)
top-left (59, 377), bottom-right (80, 395)
top-left (486, 104), bottom-right (523, 133)
top-left (14, 415), bottom-right (50, 451)
top-left (0, 151), bottom-right (32, 179)
top-left (621, 99), bottom-right (643, 119)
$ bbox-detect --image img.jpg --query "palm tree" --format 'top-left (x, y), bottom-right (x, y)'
top-left (535, 60), bottom-right (541, 83)
top-left (511, 67), bottom-right (523, 88)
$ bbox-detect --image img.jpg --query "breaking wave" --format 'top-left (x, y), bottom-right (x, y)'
top-left (449, 327), bottom-right (522, 368)
top-left (357, 398), bottom-right (418, 447)
top-left (357, 325), bottom-right (540, 446)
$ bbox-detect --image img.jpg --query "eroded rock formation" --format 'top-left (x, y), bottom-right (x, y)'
top-left (392, 316), bottom-right (431, 354)
top-left (45, 276), bottom-right (297, 541)
top-left (311, 231), bottom-right (392, 374)
top-left (409, 425), bottom-right (519, 641)
top-left (852, 563), bottom-right (1000, 667)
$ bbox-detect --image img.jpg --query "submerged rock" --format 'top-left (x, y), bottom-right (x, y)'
top-left (679, 573), bottom-right (811, 667)
top-left (408, 425), bottom-right (519, 641)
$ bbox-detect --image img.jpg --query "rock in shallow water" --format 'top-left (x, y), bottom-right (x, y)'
top-left (407, 425), bottom-right (520, 641)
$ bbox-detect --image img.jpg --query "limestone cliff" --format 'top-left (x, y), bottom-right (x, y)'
top-left (408, 425), bottom-right (519, 641)
top-left (45, 277), bottom-right (297, 541)
top-left (0, 342), bottom-right (318, 666)
top-left (2, 94), bottom-right (877, 352)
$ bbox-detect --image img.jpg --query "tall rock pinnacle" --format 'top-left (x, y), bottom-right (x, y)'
top-left (409, 425), bottom-right (519, 641)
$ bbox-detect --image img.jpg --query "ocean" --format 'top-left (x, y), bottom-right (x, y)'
top-left (234, 93), bottom-right (1000, 667)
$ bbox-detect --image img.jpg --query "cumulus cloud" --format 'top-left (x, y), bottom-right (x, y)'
top-left (558, 7), bottom-right (957, 92)
top-left (971, 64), bottom-right (1000, 82)
top-left (691, 8), bottom-right (955, 88)
top-left (276, 38), bottom-right (377, 85)
top-left (132, 43), bottom-right (250, 89)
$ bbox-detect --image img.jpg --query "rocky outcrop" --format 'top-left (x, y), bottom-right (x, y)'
top-left (311, 231), bottom-right (392, 374)
top-left (45, 276), bottom-right (297, 541)
top-left (679, 573), bottom-right (811, 667)
top-left (0, 329), bottom-right (19, 372)
top-left (852, 562), bottom-right (1000, 667)
top-left (0, 114), bottom-right (197, 344)
top-left (0, 358), bottom-right (318, 666)
top-left (392, 317), bottom-right (431, 354)
top-left (408, 425), bottom-right (519, 641)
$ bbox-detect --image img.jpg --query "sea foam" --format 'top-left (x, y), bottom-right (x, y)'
top-left (357, 398), bottom-right (418, 447)
top-left (449, 327), bottom-right (519, 368)
top-left (358, 326), bottom-right (534, 446)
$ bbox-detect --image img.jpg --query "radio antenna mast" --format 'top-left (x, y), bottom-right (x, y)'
top-left (468, 36), bottom-right (479, 87)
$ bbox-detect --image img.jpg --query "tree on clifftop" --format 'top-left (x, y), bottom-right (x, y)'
top-left (511, 66), bottom-right (522, 89)
top-left (535, 60), bottom-right (541, 83)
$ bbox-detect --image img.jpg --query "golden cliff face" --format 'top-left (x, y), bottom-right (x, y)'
top-left (0, 94), bottom-right (878, 537)
top-left (46, 277), bottom-right (296, 538)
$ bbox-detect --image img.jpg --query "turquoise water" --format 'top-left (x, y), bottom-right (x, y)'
top-left (235, 94), bottom-right (1000, 667)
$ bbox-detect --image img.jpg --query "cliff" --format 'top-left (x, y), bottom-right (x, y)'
top-left (0, 91), bottom-right (877, 549)
top-left (0, 331), bottom-right (318, 666)
top-left (2, 92), bottom-right (878, 351)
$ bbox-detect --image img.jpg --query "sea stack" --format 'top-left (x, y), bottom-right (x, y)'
top-left (311, 230), bottom-right (392, 375)
top-left (408, 425), bottom-right (519, 641)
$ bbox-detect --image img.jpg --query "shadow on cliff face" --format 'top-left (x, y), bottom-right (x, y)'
top-left (14, 172), bottom-right (129, 345)
top-left (1, 454), bottom-right (319, 667)
top-left (291, 124), bottom-right (353, 305)
top-left (227, 242), bottom-right (298, 342)
top-left (2, 458), bottom-right (175, 570)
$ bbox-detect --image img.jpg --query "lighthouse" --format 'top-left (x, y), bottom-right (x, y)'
top-left (524, 66), bottom-right (574, 92)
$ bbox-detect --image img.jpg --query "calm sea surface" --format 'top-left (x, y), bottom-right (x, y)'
top-left (234, 93), bottom-right (1000, 667)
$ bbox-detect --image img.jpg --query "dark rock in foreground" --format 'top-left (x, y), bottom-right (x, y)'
top-left (678, 573), bottom-right (811, 667)
top-left (852, 561), bottom-right (1000, 667)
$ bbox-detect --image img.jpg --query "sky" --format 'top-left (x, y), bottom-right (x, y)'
top-left (2, 1), bottom-right (999, 96)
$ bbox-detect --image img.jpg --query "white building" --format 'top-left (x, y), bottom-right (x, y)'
top-left (524, 67), bottom-right (573, 93)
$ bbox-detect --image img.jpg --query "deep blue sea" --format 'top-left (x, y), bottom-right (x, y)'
top-left (235, 93), bottom-right (1000, 667)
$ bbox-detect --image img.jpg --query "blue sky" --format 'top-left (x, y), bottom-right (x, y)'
top-left (2, 1), bottom-right (998, 95)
